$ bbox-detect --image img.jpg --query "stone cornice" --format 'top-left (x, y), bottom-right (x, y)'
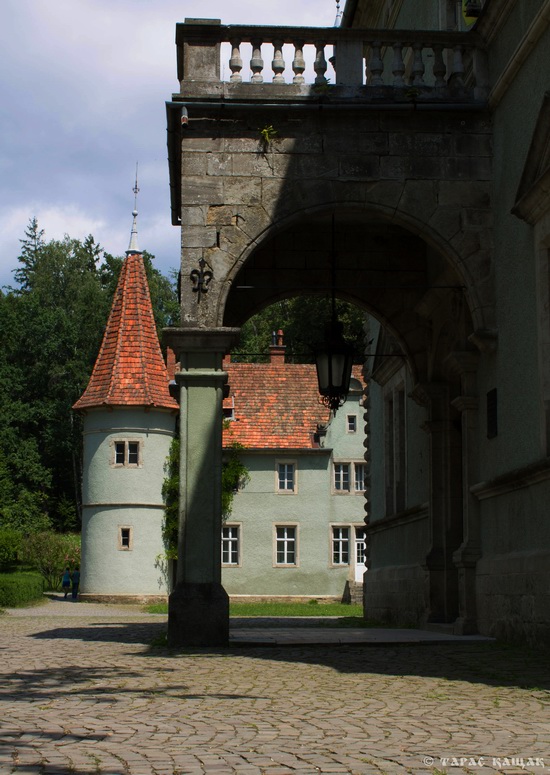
top-left (471, 457), bottom-right (550, 500)
top-left (365, 502), bottom-right (429, 534)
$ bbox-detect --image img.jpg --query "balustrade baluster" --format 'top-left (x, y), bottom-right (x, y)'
top-left (369, 41), bottom-right (384, 85)
top-left (452, 45), bottom-right (465, 79)
top-left (392, 42), bottom-right (405, 87)
top-left (271, 40), bottom-right (286, 83)
top-left (450, 45), bottom-right (465, 93)
top-left (250, 39), bottom-right (264, 83)
top-left (292, 41), bottom-right (306, 84)
top-left (411, 41), bottom-right (425, 86)
top-left (229, 39), bottom-right (243, 83)
top-left (314, 42), bottom-right (328, 85)
top-left (432, 44), bottom-right (447, 91)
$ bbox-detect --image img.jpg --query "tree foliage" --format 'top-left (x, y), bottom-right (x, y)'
top-left (22, 531), bottom-right (81, 590)
top-left (0, 219), bottom-right (178, 535)
top-left (234, 297), bottom-right (366, 363)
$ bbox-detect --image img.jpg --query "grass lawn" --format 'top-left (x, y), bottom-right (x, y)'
top-left (144, 600), bottom-right (366, 622)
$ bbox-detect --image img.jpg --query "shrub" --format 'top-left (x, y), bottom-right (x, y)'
top-left (22, 532), bottom-right (81, 590)
top-left (0, 572), bottom-right (43, 607)
top-left (0, 528), bottom-right (23, 570)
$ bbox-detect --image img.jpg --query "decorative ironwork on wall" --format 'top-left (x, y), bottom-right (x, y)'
top-left (190, 258), bottom-right (213, 302)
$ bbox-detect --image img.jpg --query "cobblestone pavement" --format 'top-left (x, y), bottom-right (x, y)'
top-left (1, 604), bottom-right (550, 775)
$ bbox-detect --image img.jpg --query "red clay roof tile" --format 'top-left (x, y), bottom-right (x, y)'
top-left (222, 363), bottom-right (363, 450)
top-left (73, 253), bottom-right (178, 412)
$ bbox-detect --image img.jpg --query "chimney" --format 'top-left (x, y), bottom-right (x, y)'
top-left (270, 329), bottom-right (286, 365)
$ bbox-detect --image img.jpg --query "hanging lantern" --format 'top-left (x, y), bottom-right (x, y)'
top-left (315, 320), bottom-right (354, 412)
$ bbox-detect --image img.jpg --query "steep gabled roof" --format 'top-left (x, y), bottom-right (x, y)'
top-left (73, 252), bottom-right (178, 412)
top-left (222, 362), bottom-right (363, 450)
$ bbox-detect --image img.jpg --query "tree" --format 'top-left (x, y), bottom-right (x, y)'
top-left (235, 297), bottom-right (366, 363)
top-left (0, 220), bottom-right (179, 534)
top-left (23, 532), bottom-right (80, 590)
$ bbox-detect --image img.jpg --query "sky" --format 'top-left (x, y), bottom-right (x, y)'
top-left (0, 0), bottom-right (339, 290)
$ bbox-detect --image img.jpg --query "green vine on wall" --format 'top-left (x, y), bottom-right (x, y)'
top-left (161, 432), bottom-right (250, 558)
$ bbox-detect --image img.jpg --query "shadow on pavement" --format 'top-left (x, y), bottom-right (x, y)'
top-left (28, 620), bottom-right (550, 692)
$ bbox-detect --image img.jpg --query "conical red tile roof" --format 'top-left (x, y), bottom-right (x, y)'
top-left (73, 252), bottom-right (178, 412)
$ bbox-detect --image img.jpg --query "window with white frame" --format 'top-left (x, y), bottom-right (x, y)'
top-left (334, 463), bottom-right (351, 491)
top-left (347, 414), bottom-right (357, 433)
top-left (354, 463), bottom-right (367, 492)
top-left (221, 525), bottom-right (240, 565)
top-left (332, 526), bottom-right (350, 565)
top-left (275, 525), bottom-right (297, 565)
top-left (277, 461), bottom-right (296, 493)
top-left (113, 440), bottom-right (141, 467)
top-left (333, 462), bottom-right (366, 493)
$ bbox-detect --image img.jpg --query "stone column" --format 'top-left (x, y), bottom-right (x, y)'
top-left (164, 327), bottom-right (240, 646)
top-left (446, 352), bottom-right (481, 635)
top-left (413, 382), bottom-right (461, 623)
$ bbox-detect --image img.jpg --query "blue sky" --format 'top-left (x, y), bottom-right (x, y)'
top-left (0, 0), bottom-right (339, 289)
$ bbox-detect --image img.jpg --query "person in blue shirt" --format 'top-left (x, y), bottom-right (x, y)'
top-left (61, 567), bottom-right (71, 599)
top-left (71, 567), bottom-right (80, 600)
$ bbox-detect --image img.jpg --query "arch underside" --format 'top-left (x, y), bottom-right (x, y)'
top-left (222, 209), bottom-right (476, 383)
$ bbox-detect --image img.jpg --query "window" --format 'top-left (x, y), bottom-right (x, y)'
top-left (354, 464), bottom-right (366, 492)
top-left (275, 525), bottom-right (297, 565)
top-left (118, 526), bottom-right (133, 550)
top-left (277, 461), bottom-right (296, 493)
top-left (113, 440), bottom-right (141, 467)
top-left (334, 463), bottom-right (350, 491)
top-left (332, 526), bottom-right (350, 565)
top-left (221, 525), bottom-right (240, 565)
top-left (347, 415), bottom-right (357, 433)
top-left (333, 462), bottom-right (366, 493)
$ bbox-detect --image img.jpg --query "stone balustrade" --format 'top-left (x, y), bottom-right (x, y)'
top-left (176, 21), bottom-right (488, 103)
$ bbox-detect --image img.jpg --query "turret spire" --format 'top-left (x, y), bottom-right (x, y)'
top-left (126, 163), bottom-right (141, 256)
top-left (334, 0), bottom-right (342, 26)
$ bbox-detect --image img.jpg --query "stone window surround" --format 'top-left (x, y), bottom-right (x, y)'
top-left (273, 523), bottom-right (299, 567)
top-left (275, 459), bottom-right (298, 494)
top-left (332, 460), bottom-right (367, 494)
top-left (221, 523), bottom-right (242, 566)
top-left (111, 439), bottom-right (143, 468)
top-left (330, 524), bottom-right (350, 566)
top-left (118, 525), bottom-right (133, 551)
top-left (346, 414), bottom-right (358, 433)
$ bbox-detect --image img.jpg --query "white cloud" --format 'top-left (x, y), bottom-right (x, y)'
top-left (0, 0), bottom-right (337, 290)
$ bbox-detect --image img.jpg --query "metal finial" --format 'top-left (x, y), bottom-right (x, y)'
top-left (133, 162), bottom-right (139, 211)
top-left (334, 0), bottom-right (342, 26)
top-left (127, 162), bottom-right (141, 255)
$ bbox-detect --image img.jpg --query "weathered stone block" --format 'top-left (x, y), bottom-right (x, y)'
top-left (324, 132), bottom-right (388, 155)
top-left (232, 152), bottom-right (278, 178)
top-left (445, 156), bottom-right (492, 181)
top-left (206, 153), bottom-right (233, 176)
top-left (410, 155), bottom-right (445, 179)
top-left (223, 177), bottom-right (262, 206)
top-left (438, 181), bottom-right (490, 207)
top-left (182, 152), bottom-right (207, 176)
top-left (181, 226), bottom-right (217, 249)
top-left (181, 176), bottom-right (224, 205)
top-left (380, 155), bottom-right (411, 179)
top-left (182, 134), bottom-right (223, 152)
top-left (206, 205), bottom-right (237, 226)
top-left (397, 181), bottom-right (438, 222)
top-left (181, 206), bottom-right (207, 227)
top-left (339, 155), bottom-right (380, 179)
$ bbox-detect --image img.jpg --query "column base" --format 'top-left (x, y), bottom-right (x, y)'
top-left (167, 583), bottom-right (229, 647)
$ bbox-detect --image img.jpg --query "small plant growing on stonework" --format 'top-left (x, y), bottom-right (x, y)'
top-left (258, 124), bottom-right (278, 150)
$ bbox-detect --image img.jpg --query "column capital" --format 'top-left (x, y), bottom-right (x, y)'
top-left (163, 326), bottom-right (241, 356)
